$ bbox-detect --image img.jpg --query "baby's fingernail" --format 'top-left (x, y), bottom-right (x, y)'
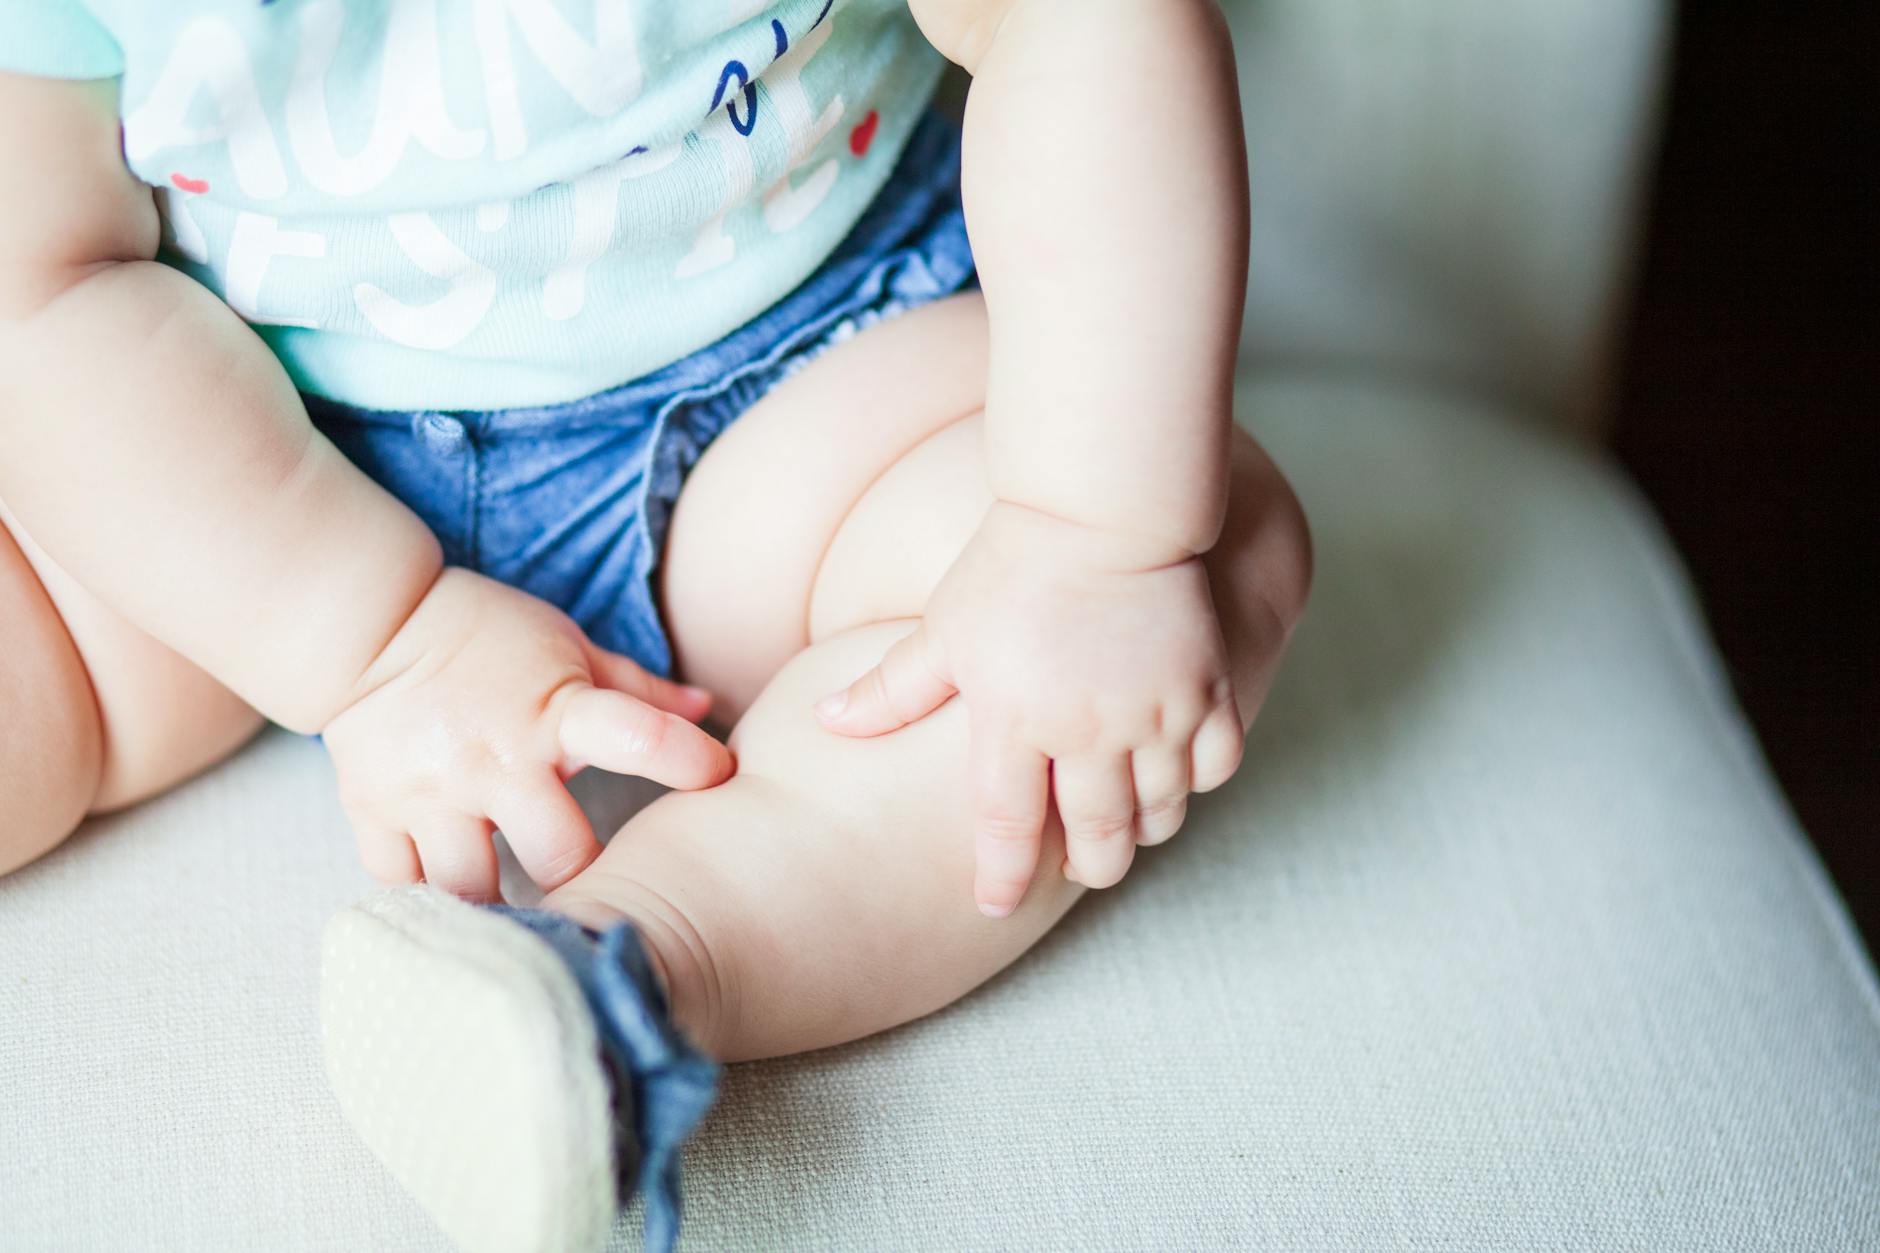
top-left (1062, 859), bottom-right (1080, 883)
top-left (814, 691), bottom-right (847, 720)
top-left (978, 900), bottom-right (1013, 919)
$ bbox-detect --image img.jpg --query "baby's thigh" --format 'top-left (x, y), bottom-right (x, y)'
top-left (0, 506), bottom-right (100, 872)
top-left (658, 292), bottom-right (990, 719)
top-left (0, 502), bottom-right (260, 819)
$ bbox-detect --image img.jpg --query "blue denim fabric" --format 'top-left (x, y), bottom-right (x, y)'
top-left (305, 109), bottom-right (976, 677)
top-left (490, 905), bottom-right (719, 1253)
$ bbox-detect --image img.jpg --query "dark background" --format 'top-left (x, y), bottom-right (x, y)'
top-left (1613, 2), bottom-right (1876, 949)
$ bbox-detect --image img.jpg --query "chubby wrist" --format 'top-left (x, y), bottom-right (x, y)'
top-left (979, 498), bottom-right (1212, 573)
top-left (301, 560), bottom-right (443, 733)
top-left (324, 563), bottom-right (511, 726)
top-left (982, 399), bottom-right (1235, 562)
top-left (281, 549), bottom-right (445, 736)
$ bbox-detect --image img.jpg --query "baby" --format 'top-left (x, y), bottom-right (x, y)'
top-left (0, 1), bottom-right (1310, 1250)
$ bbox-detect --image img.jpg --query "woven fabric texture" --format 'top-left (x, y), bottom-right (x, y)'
top-left (3, 379), bottom-right (1875, 1251)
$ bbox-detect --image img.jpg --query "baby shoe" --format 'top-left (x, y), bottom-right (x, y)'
top-left (320, 885), bottom-right (720, 1253)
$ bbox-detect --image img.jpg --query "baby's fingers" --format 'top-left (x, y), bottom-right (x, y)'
top-left (1190, 688), bottom-right (1246, 793)
top-left (1131, 745), bottom-right (1191, 847)
top-left (971, 722), bottom-right (1049, 919)
top-left (815, 624), bottom-right (955, 738)
top-left (491, 773), bottom-right (603, 891)
top-left (585, 644), bottom-right (714, 722)
top-left (354, 822), bottom-right (422, 887)
top-left (1055, 755), bottom-right (1138, 888)
top-left (558, 685), bottom-right (734, 790)
top-left (412, 813), bottom-right (501, 902)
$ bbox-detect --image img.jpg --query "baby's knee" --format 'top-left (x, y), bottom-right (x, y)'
top-left (1221, 426), bottom-right (1313, 623)
top-left (0, 677), bottom-right (103, 878)
top-left (0, 535), bottom-right (106, 876)
top-left (1200, 428), bottom-right (1312, 728)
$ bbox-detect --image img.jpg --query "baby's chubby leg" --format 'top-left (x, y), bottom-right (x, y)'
top-left (547, 621), bottom-right (1081, 1062)
top-left (0, 508), bottom-right (99, 871)
top-left (314, 298), bottom-right (1306, 1253)
top-left (0, 502), bottom-right (261, 876)
top-left (543, 298), bottom-right (1308, 1063)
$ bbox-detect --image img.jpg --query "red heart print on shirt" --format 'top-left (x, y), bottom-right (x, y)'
top-left (849, 110), bottom-right (879, 157)
top-left (169, 172), bottom-right (209, 194)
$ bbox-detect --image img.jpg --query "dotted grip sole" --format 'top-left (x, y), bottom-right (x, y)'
top-left (320, 886), bottom-right (616, 1253)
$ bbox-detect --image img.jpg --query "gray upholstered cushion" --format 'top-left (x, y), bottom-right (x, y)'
top-left (5, 380), bottom-right (1875, 1249)
top-left (1231, 0), bottom-right (1672, 431)
top-left (9, 3), bottom-right (1875, 1248)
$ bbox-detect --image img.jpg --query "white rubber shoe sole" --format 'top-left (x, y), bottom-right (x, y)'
top-left (320, 886), bottom-right (617, 1253)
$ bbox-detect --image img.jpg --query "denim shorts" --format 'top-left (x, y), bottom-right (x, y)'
top-left (305, 110), bottom-right (976, 678)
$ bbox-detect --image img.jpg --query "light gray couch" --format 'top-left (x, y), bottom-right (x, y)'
top-left (4, 2), bottom-right (1876, 1249)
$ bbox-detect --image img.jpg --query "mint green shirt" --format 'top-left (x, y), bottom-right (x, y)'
top-left (0, 0), bottom-right (943, 409)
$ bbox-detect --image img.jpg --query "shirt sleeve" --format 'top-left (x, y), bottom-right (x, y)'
top-left (0, 0), bottom-right (124, 79)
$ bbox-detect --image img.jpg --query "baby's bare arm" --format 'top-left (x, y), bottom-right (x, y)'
top-left (912, 0), bottom-right (1248, 559)
top-left (821, 3), bottom-right (1281, 911)
top-left (0, 72), bottom-right (442, 733)
top-left (0, 73), bottom-right (731, 895)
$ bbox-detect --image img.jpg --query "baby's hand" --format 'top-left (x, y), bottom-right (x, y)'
top-left (815, 502), bottom-right (1243, 916)
top-left (321, 568), bottom-right (733, 901)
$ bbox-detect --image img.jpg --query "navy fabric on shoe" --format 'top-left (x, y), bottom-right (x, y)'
top-left (490, 906), bottom-right (721, 1253)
